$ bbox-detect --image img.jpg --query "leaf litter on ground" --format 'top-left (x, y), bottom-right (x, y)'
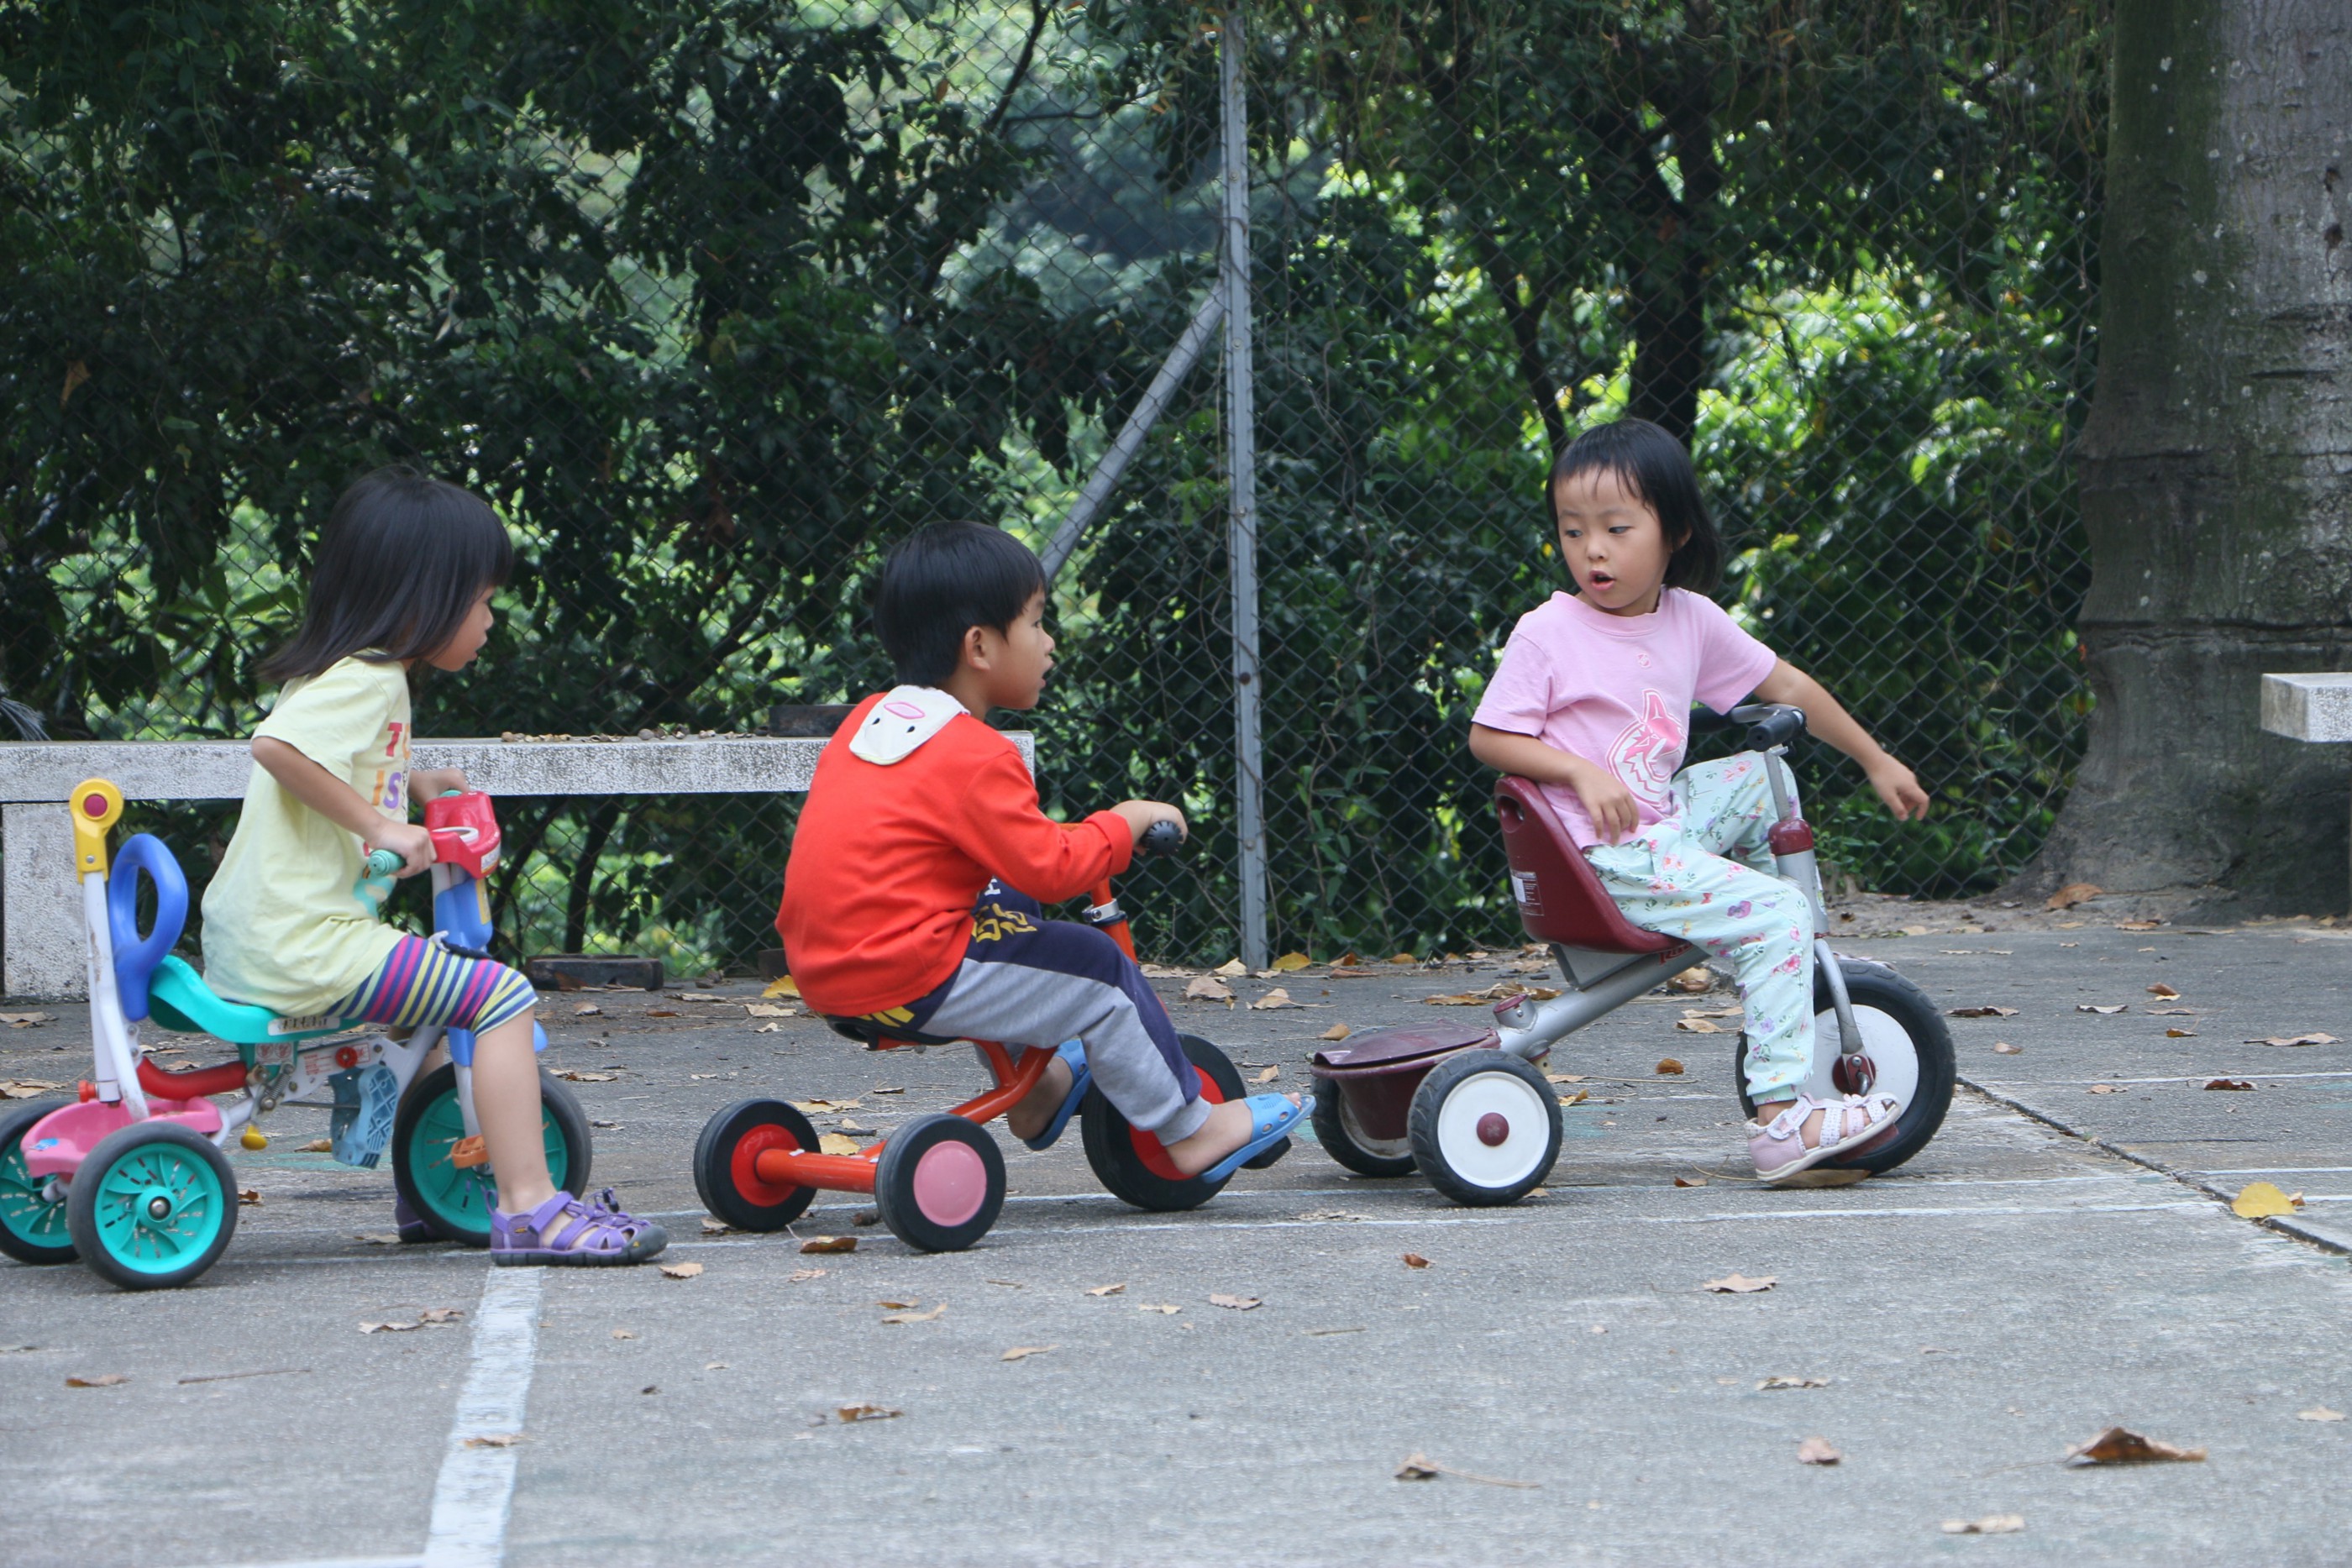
top-left (2231, 1182), bottom-right (2304, 1218)
top-left (2066, 1426), bottom-right (2205, 1465)
top-left (1796, 1437), bottom-right (1841, 1466)
top-left (1394, 1452), bottom-right (1537, 1489)
top-left (1702, 1274), bottom-right (1776, 1294)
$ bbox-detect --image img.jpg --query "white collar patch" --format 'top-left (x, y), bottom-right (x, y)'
top-left (848, 685), bottom-right (966, 764)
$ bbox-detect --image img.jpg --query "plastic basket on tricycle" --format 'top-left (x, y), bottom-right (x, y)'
top-left (1309, 704), bottom-right (1956, 1204)
top-left (0, 779), bottom-right (589, 1289)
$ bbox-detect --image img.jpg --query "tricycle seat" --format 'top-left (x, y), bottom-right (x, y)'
top-left (823, 1015), bottom-right (970, 1050)
top-left (146, 956), bottom-right (354, 1050)
top-left (1494, 776), bottom-right (1680, 956)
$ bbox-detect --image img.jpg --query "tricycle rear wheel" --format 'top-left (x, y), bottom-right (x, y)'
top-left (1081, 1034), bottom-right (1256, 1211)
top-left (693, 1097), bottom-right (822, 1232)
top-left (1310, 1078), bottom-right (1418, 1177)
top-left (66, 1121), bottom-right (237, 1289)
top-left (0, 1100), bottom-right (77, 1264)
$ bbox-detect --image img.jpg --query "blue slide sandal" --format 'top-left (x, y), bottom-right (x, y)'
top-left (1019, 1039), bottom-right (1092, 1151)
top-left (1197, 1093), bottom-right (1310, 1185)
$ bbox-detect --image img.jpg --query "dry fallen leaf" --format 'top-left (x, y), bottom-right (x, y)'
top-left (238, 1188), bottom-right (262, 1206)
top-left (881, 1303), bottom-right (948, 1324)
top-left (418, 1308), bottom-right (462, 1324)
top-left (2297, 1407), bottom-right (2345, 1423)
top-left (0, 1012), bottom-right (57, 1030)
top-left (817, 1133), bottom-right (863, 1156)
top-left (644, 1009), bottom-right (679, 1018)
top-left (1392, 1451), bottom-right (1537, 1489)
top-left (2166, 1028), bottom-right (2197, 1039)
top-left (1137, 1303), bottom-right (1182, 1314)
top-left (801, 1235), bottom-right (857, 1254)
top-left (746, 1003), bottom-right (793, 1018)
top-left (787, 1268), bottom-right (827, 1282)
top-left (1758, 1375), bottom-right (1830, 1391)
top-left (762, 975), bottom-right (801, 999)
top-left (1796, 1436), bottom-right (1841, 1466)
top-left (705, 1361), bottom-right (728, 1371)
top-left (2232, 1182), bottom-right (2304, 1219)
top-left (1674, 1018), bottom-right (1721, 1033)
top-left (1557, 1088), bottom-right (1589, 1106)
top-left (1389, 952), bottom-right (1417, 965)
top-left (358, 1321), bottom-right (420, 1335)
top-left (2204, 1078), bottom-right (2254, 1092)
top-left (1248, 989), bottom-right (1303, 1011)
top-left (556, 1070), bottom-right (617, 1083)
top-left (1252, 1066), bottom-right (1282, 1085)
top-left (1992, 1041), bottom-right (2023, 1055)
top-left (1214, 958), bottom-right (1248, 977)
top-left (659, 1261), bottom-right (705, 1280)
top-left (1319, 1022), bottom-right (1352, 1041)
top-left (355, 1232), bottom-right (403, 1245)
top-left (1209, 1293), bottom-right (1262, 1311)
top-left (1943, 1515), bottom-right (2025, 1535)
top-left (876, 1298), bottom-right (919, 1310)
top-left (2076, 1004), bottom-right (2127, 1015)
top-left (836, 1403), bottom-right (900, 1423)
top-left (2118, 920), bottom-right (2165, 932)
top-left (1185, 976), bottom-right (1236, 1004)
top-left (1668, 969), bottom-right (1713, 994)
top-left (2147, 983), bottom-right (2180, 999)
top-left (701, 1217), bottom-right (733, 1235)
top-left (2088, 1083), bottom-right (2122, 1093)
top-left (1654, 1057), bottom-right (1685, 1075)
top-left (611, 1329), bottom-right (638, 1340)
top-left (66, 1373), bottom-right (128, 1387)
top-left (2147, 1006), bottom-right (2197, 1015)
top-left (1085, 1282), bottom-right (1126, 1297)
top-left (1402, 1253), bottom-right (1431, 1269)
top-left (1000, 1345), bottom-right (1056, 1361)
top-left (1546, 1072), bottom-right (1587, 1083)
top-left (1674, 1175), bottom-right (1707, 1188)
top-left (1703, 1274), bottom-right (1777, 1294)
top-left (463, 1433), bottom-right (523, 1449)
top-left (1271, 952), bottom-right (1312, 972)
top-left (2250, 1032), bottom-right (2340, 1047)
top-left (2046, 882), bottom-right (2102, 910)
top-left (2066, 1425), bottom-right (2206, 1465)
top-left (300, 1138), bottom-right (333, 1153)
top-left (1947, 1004), bottom-right (2020, 1019)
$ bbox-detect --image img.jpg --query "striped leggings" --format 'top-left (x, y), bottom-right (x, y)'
top-left (330, 935), bottom-right (536, 1034)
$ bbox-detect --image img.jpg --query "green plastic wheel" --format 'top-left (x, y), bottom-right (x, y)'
top-left (391, 1063), bottom-right (591, 1247)
top-left (65, 1121), bottom-right (237, 1289)
top-left (0, 1101), bottom-right (77, 1264)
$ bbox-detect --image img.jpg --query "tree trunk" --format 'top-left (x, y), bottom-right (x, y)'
top-left (2030, 0), bottom-right (2352, 913)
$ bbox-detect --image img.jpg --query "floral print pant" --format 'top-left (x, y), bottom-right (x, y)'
top-left (1581, 756), bottom-right (1815, 1104)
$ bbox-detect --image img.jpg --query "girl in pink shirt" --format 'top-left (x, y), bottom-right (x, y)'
top-left (1470, 418), bottom-right (1930, 1183)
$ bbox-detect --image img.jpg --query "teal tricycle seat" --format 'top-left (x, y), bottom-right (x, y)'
top-left (145, 955), bottom-right (352, 1052)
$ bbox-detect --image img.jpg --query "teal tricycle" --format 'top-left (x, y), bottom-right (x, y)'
top-left (0, 779), bottom-right (588, 1289)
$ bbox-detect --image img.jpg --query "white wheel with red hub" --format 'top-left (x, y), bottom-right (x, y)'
top-left (1406, 1051), bottom-right (1560, 1207)
top-left (874, 1114), bottom-right (1005, 1252)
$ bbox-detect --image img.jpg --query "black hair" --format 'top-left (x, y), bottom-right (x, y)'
top-left (259, 464), bottom-right (515, 683)
top-left (872, 522), bottom-right (1047, 686)
top-left (1548, 417), bottom-right (1724, 595)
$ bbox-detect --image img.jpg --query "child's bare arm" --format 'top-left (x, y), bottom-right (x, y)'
top-left (1750, 660), bottom-right (1929, 821)
top-left (1467, 723), bottom-right (1639, 843)
top-left (251, 737), bottom-right (435, 874)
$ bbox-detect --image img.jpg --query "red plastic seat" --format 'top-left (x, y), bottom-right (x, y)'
top-left (1494, 776), bottom-right (1678, 956)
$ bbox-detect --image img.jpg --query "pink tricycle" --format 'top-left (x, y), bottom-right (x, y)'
top-left (0, 779), bottom-right (589, 1289)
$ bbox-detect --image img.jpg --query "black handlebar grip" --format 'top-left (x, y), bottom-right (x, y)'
top-left (1742, 706), bottom-right (1807, 751)
top-left (1136, 819), bottom-right (1186, 857)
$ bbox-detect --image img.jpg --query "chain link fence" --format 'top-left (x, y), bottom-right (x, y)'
top-left (2, 0), bottom-right (2105, 977)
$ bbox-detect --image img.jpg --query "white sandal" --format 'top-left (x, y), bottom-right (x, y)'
top-left (1748, 1092), bottom-right (1901, 1185)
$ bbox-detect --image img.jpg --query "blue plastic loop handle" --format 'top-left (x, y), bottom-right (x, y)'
top-left (107, 833), bottom-right (189, 1022)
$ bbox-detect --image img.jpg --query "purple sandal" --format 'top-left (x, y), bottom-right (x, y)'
top-left (491, 1190), bottom-right (669, 1266)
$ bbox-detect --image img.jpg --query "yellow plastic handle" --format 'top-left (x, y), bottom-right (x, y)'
top-left (69, 778), bottom-right (124, 878)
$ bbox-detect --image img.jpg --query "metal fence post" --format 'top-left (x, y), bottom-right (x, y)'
top-left (1220, 3), bottom-right (1267, 970)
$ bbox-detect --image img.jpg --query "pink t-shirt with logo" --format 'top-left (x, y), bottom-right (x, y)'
top-left (1473, 588), bottom-right (1779, 849)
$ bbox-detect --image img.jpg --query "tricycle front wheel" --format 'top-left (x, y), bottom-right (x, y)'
top-left (1734, 962), bottom-right (1955, 1175)
top-left (391, 1063), bottom-right (591, 1246)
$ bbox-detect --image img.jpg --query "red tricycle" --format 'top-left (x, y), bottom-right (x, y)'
top-left (692, 821), bottom-right (1281, 1251)
top-left (1310, 704), bottom-right (1956, 1204)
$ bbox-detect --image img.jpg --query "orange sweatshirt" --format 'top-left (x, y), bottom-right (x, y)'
top-left (776, 692), bottom-right (1134, 1017)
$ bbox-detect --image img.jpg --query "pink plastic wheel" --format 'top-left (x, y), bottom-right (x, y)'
top-left (911, 1139), bottom-right (988, 1227)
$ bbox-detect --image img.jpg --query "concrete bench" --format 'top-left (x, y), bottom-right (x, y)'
top-left (2260, 674), bottom-right (2352, 905)
top-left (1, 733), bottom-right (1033, 999)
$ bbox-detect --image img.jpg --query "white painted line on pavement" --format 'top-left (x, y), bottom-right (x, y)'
top-left (421, 1266), bottom-right (543, 1568)
top-left (185, 1558), bottom-right (420, 1568)
top-left (1973, 1071), bottom-right (2352, 1087)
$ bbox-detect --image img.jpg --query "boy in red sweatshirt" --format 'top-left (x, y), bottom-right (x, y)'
top-left (777, 523), bottom-right (1302, 1177)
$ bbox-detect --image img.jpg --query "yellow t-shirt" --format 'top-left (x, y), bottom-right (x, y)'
top-left (200, 656), bottom-right (413, 1016)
